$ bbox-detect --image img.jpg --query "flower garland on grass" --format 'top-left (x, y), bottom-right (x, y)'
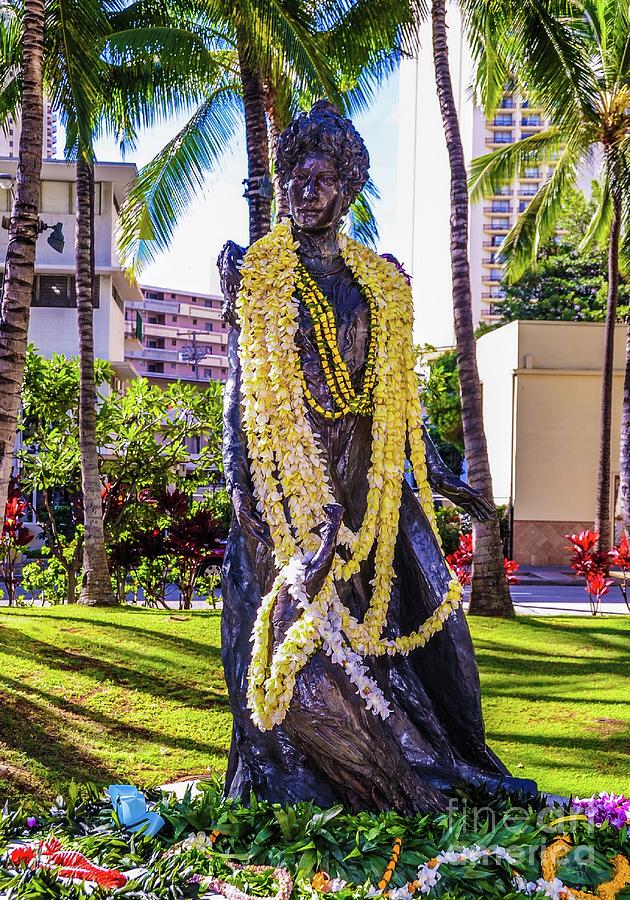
top-left (238, 220), bottom-right (462, 731)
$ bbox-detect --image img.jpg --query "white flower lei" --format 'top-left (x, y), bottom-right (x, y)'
top-left (237, 221), bottom-right (463, 731)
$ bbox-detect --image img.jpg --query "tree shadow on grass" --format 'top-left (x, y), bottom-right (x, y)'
top-left (1, 610), bottom-right (223, 663)
top-left (0, 674), bottom-right (231, 758)
top-left (473, 641), bottom-right (629, 682)
top-left (0, 691), bottom-right (120, 802)
top-left (486, 729), bottom-right (629, 769)
top-left (0, 624), bottom-right (229, 710)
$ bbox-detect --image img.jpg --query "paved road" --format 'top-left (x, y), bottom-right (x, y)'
top-left (465, 582), bottom-right (630, 616)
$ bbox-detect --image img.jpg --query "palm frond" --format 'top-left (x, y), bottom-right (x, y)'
top-left (464, 1), bottom-right (511, 114)
top-left (468, 128), bottom-right (562, 203)
top-left (102, 31), bottom-right (238, 148)
top-left (233, 0), bottom-right (339, 103)
top-left (499, 0), bottom-right (597, 133)
top-left (343, 178), bottom-right (380, 248)
top-left (501, 144), bottom-right (582, 281)
top-left (44, 0), bottom-right (112, 157)
top-left (0, 6), bottom-right (24, 128)
top-left (116, 85), bottom-right (242, 276)
top-left (579, 176), bottom-right (612, 253)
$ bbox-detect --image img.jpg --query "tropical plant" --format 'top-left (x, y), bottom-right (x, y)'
top-left (499, 189), bottom-right (630, 323)
top-left (116, 0), bottom-right (415, 269)
top-left (469, 0), bottom-right (630, 550)
top-left (0, 478), bottom-right (33, 605)
top-left (565, 530), bottom-right (614, 615)
top-left (21, 532), bottom-right (83, 605)
top-left (0, 0), bottom-right (45, 523)
top-left (18, 348), bottom-right (225, 604)
top-left (0, 0), bottom-right (233, 603)
top-left (420, 348), bottom-right (464, 450)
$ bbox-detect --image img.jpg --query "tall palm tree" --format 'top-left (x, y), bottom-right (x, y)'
top-left (431, 0), bottom-right (513, 616)
top-left (0, 0), bottom-right (44, 521)
top-left (469, 0), bottom-right (630, 550)
top-left (116, 0), bottom-right (414, 265)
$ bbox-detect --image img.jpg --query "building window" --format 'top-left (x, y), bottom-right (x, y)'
top-left (31, 274), bottom-right (100, 308)
top-left (492, 115), bottom-right (513, 126)
top-left (147, 362), bottom-right (164, 374)
top-left (170, 364), bottom-right (176, 370)
top-left (204, 368), bottom-right (211, 378)
top-left (492, 131), bottom-right (513, 144)
top-left (40, 180), bottom-right (73, 214)
top-left (205, 322), bottom-right (213, 331)
top-left (192, 318), bottom-right (197, 325)
top-left (146, 291), bottom-right (164, 301)
top-left (205, 298), bottom-right (214, 308)
top-left (171, 339), bottom-right (177, 346)
top-left (172, 315), bottom-right (177, 322)
top-left (491, 200), bottom-right (510, 212)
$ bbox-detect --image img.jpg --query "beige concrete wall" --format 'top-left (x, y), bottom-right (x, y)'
top-left (477, 321), bottom-right (626, 564)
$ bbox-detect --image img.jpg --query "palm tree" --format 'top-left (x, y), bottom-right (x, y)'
top-left (430, 0), bottom-right (513, 616)
top-left (469, 0), bottom-right (630, 551)
top-left (0, 0), bottom-right (220, 603)
top-left (116, 0), bottom-right (414, 266)
top-left (0, 0), bottom-right (44, 521)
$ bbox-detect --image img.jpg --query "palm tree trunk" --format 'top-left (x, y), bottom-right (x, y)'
top-left (620, 318), bottom-right (630, 539)
top-left (265, 89), bottom-right (290, 220)
top-left (76, 156), bottom-right (114, 606)
top-left (431, 0), bottom-right (513, 616)
top-left (0, 0), bottom-right (45, 519)
top-left (594, 185), bottom-right (621, 550)
top-left (236, 32), bottom-right (272, 243)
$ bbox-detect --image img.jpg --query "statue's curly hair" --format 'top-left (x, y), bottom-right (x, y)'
top-left (276, 101), bottom-right (369, 210)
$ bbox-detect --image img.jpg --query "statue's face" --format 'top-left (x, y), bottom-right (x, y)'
top-left (287, 152), bottom-right (345, 231)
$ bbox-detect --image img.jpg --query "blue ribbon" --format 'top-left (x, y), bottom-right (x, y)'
top-left (108, 785), bottom-right (165, 837)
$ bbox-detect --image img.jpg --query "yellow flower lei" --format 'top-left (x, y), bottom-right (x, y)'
top-left (237, 220), bottom-right (463, 731)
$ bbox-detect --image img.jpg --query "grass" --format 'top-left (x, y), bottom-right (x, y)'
top-left (0, 607), bottom-right (627, 804)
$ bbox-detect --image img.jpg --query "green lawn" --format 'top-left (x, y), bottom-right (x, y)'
top-left (0, 607), bottom-right (627, 804)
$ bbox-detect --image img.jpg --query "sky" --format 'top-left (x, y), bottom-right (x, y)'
top-left (92, 75), bottom-right (402, 297)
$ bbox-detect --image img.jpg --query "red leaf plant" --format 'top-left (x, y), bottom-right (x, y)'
top-left (565, 530), bottom-right (613, 615)
top-left (446, 533), bottom-right (519, 587)
top-left (609, 534), bottom-right (630, 612)
top-left (10, 838), bottom-right (127, 888)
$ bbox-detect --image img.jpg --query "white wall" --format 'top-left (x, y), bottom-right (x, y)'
top-left (396, 8), bottom-right (474, 349)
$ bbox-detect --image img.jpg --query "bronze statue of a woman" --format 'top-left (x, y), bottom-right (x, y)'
top-left (218, 101), bottom-right (535, 813)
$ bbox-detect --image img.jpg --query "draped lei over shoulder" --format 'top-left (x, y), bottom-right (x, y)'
top-left (235, 220), bottom-right (463, 732)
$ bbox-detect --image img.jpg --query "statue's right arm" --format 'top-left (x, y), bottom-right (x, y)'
top-left (219, 241), bottom-right (272, 548)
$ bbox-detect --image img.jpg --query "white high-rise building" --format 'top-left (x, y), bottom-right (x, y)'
top-left (0, 100), bottom-right (57, 159)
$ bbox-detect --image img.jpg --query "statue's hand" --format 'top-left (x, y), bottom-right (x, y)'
top-left (233, 485), bottom-right (273, 547)
top-left (217, 240), bottom-right (246, 326)
top-left (434, 473), bottom-right (495, 521)
top-left (305, 503), bottom-right (344, 600)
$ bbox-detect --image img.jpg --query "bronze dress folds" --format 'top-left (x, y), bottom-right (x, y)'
top-left (221, 252), bottom-right (535, 813)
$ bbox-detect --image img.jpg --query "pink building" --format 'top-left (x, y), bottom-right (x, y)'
top-left (125, 286), bottom-right (229, 385)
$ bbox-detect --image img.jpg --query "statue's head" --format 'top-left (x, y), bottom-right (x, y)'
top-left (276, 100), bottom-right (370, 232)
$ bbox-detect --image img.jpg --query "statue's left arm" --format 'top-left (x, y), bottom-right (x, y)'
top-left (422, 423), bottom-right (494, 521)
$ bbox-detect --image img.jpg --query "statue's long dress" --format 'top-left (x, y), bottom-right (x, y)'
top-left (221, 259), bottom-right (533, 813)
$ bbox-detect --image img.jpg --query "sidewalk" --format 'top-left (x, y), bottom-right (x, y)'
top-left (514, 565), bottom-right (584, 586)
